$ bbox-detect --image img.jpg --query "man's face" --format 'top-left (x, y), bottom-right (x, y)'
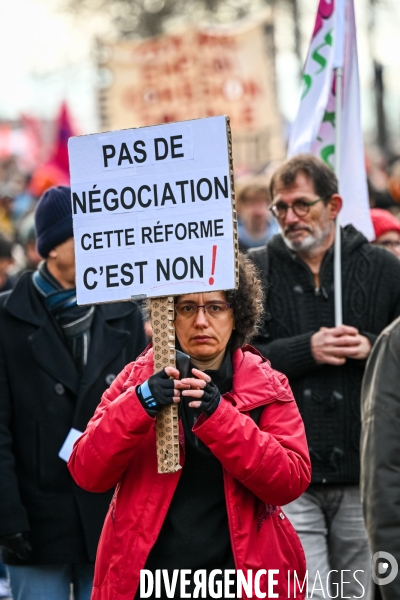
top-left (48, 237), bottom-right (76, 288)
top-left (272, 173), bottom-right (334, 253)
top-left (239, 191), bottom-right (270, 235)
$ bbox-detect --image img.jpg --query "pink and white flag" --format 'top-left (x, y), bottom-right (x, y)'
top-left (288, 0), bottom-right (374, 239)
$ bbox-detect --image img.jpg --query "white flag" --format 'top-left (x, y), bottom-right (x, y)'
top-left (288, 0), bottom-right (374, 240)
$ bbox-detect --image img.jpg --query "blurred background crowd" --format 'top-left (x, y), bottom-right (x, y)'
top-left (3, 108), bottom-right (400, 293)
top-left (2, 0), bottom-right (400, 288)
top-left (2, 1), bottom-right (400, 599)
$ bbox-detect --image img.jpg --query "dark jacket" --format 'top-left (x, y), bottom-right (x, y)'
top-left (0, 272), bottom-right (146, 565)
top-left (250, 225), bottom-right (400, 484)
top-left (361, 316), bottom-right (400, 599)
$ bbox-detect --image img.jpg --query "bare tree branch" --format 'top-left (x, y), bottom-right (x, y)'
top-left (62, 0), bottom-right (275, 38)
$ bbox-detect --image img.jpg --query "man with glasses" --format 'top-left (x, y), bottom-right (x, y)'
top-left (249, 154), bottom-right (400, 599)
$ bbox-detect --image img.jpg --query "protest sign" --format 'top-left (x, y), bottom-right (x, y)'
top-left (68, 115), bottom-right (237, 473)
top-left (68, 115), bottom-right (238, 306)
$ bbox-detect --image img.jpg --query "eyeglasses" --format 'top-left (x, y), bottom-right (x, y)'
top-left (376, 240), bottom-right (400, 249)
top-left (269, 197), bottom-right (328, 219)
top-left (175, 301), bottom-right (232, 319)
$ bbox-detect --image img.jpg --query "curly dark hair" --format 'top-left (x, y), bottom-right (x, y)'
top-left (224, 252), bottom-right (264, 351)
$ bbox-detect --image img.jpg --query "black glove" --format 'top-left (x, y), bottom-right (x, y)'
top-left (197, 380), bottom-right (221, 416)
top-left (136, 369), bottom-right (175, 415)
top-left (0, 532), bottom-right (32, 560)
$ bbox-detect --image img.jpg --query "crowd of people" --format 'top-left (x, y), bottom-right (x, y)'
top-left (0, 157), bottom-right (45, 294)
top-left (0, 152), bottom-right (399, 600)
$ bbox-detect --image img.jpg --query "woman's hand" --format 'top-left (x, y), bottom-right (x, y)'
top-left (181, 368), bottom-right (221, 416)
top-left (165, 366), bottom-right (190, 401)
top-left (136, 366), bottom-right (189, 414)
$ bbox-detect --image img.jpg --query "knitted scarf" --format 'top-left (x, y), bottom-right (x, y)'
top-left (32, 262), bottom-right (95, 373)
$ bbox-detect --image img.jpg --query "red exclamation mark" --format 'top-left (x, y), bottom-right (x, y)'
top-left (209, 245), bottom-right (217, 285)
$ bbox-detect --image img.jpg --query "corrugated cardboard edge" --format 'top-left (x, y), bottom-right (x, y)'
top-left (145, 119), bottom-right (236, 472)
top-left (151, 296), bottom-right (181, 473)
top-left (225, 116), bottom-right (239, 287)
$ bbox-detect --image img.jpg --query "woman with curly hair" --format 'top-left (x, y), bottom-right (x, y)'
top-left (68, 253), bottom-right (311, 600)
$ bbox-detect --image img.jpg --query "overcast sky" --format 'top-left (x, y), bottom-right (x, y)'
top-left (0, 0), bottom-right (399, 144)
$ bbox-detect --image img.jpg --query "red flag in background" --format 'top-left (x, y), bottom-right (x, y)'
top-left (48, 101), bottom-right (76, 177)
top-left (29, 102), bottom-right (77, 198)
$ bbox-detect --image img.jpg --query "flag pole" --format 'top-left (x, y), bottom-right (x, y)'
top-left (334, 66), bottom-right (343, 326)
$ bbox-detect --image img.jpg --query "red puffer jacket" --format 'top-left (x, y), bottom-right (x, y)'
top-left (69, 345), bottom-right (311, 599)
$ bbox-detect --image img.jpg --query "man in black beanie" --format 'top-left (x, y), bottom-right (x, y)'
top-left (0, 186), bottom-right (147, 600)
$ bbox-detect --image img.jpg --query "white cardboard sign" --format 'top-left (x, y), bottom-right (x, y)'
top-left (68, 116), bottom-right (236, 305)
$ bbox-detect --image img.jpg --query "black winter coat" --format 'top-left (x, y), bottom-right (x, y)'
top-left (251, 225), bottom-right (400, 484)
top-left (0, 272), bottom-right (147, 564)
top-left (360, 316), bottom-right (400, 600)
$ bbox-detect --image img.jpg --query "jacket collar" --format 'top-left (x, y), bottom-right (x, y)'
top-left (229, 345), bottom-right (292, 410)
top-left (5, 272), bottom-right (136, 397)
top-left (4, 272), bottom-right (46, 326)
top-left (4, 271), bottom-right (135, 324)
top-left (77, 308), bottom-right (132, 400)
top-left (8, 274), bottom-right (82, 393)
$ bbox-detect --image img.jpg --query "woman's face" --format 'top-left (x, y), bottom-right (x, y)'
top-left (375, 230), bottom-right (400, 258)
top-left (174, 291), bottom-right (234, 362)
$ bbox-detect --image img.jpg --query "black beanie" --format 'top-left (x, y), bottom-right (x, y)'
top-left (35, 186), bottom-right (73, 258)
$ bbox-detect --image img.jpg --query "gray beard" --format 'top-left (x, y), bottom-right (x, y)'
top-left (281, 221), bottom-right (332, 256)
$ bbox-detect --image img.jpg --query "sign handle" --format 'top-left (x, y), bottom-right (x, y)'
top-left (151, 296), bottom-right (181, 473)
